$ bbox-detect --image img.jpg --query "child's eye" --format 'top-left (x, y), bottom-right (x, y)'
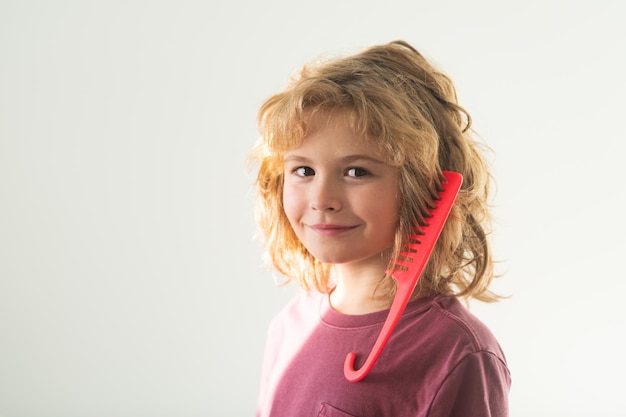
top-left (293, 166), bottom-right (315, 177)
top-left (346, 167), bottom-right (370, 178)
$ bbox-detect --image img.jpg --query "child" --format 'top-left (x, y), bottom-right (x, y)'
top-left (249, 40), bottom-right (511, 417)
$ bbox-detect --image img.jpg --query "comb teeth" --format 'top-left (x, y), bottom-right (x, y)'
top-left (391, 231), bottom-right (426, 270)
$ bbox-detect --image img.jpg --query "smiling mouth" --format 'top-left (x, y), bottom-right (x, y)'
top-left (308, 224), bottom-right (358, 236)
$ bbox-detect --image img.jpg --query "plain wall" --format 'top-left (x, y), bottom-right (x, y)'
top-left (1, 1), bottom-right (624, 416)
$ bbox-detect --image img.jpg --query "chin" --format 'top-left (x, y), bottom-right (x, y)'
top-left (312, 251), bottom-right (385, 267)
top-left (313, 255), bottom-right (350, 265)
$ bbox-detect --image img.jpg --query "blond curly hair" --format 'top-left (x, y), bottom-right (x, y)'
top-left (249, 40), bottom-right (499, 302)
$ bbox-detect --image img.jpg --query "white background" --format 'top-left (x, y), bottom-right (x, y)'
top-left (1, 1), bottom-right (624, 416)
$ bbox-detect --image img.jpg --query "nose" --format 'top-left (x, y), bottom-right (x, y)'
top-left (310, 175), bottom-right (342, 212)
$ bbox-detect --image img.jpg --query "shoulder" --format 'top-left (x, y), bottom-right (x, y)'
top-left (260, 290), bottom-right (326, 376)
top-left (271, 290), bottom-right (322, 320)
top-left (426, 295), bottom-right (506, 357)
top-left (267, 290), bottom-right (323, 337)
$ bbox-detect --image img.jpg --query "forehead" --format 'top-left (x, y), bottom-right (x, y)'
top-left (288, 109), bottom-right (387, 157)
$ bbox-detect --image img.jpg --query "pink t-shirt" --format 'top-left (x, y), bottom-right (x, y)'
top-left (257, 292), bottom-right (510, 417)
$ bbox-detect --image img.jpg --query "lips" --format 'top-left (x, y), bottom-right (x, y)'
top-left (307, 223), bottom-right (358, 237)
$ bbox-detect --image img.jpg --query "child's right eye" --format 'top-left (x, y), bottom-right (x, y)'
top-left (293, 166), bottom-right (315, 177)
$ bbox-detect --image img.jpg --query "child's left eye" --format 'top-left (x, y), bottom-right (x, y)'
top-left (346, 167), bottom-right (370, 178)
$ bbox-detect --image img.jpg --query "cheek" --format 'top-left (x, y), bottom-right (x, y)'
top-left (363, 188), bottom-right (400, 231)
top-left (361, 185), bottom-right (399, 214)
top-left (282, 184), bottom-right (302, 225)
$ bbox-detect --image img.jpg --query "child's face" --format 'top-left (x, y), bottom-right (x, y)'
top-left (282, 112), bottom-right (399, 268)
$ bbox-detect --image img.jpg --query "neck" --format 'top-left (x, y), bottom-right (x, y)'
top-left (329, 260), bottom-right (391, 315)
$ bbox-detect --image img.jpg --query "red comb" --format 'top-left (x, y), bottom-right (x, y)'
top-left (343, 171), bottom-right (463, 382)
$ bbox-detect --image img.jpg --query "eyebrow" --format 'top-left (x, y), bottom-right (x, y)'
top-left (283, 154), bottom-right (388, 165)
